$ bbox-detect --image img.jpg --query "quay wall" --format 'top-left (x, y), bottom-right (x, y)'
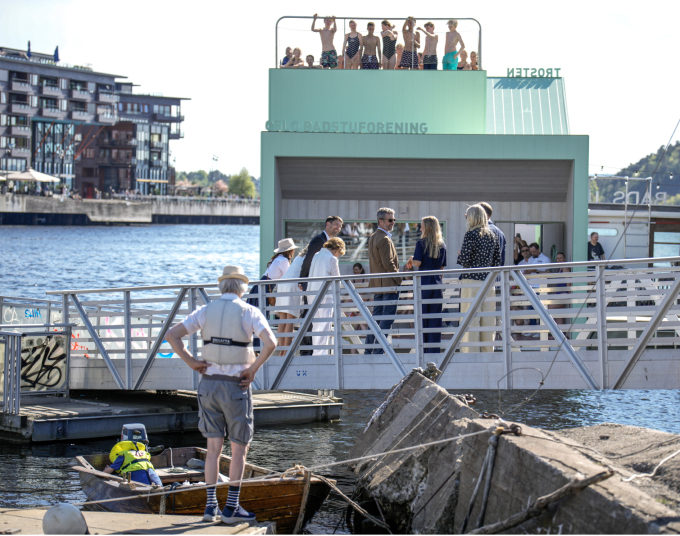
top-left (0, 195), bottom-right (260, 225)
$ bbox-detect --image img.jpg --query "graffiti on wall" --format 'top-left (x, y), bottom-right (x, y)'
top-left (20, 336), bottom-right (67, 391)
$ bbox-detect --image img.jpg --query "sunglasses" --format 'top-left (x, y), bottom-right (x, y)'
top-left (382, 218), bottom-right (395, 223)
top-left (521, 249), bottom-right (530, 252)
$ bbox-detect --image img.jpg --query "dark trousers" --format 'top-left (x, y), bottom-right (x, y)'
top-left (422, 288), bottom-right (443, 353)
top-left (364, 292), bottom-right (399, 354)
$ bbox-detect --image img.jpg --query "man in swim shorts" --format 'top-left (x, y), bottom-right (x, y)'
top-left (399, 16), bottom-right (420, 69)
top-left (360, 22), bottom-right (381, 70)
top-left (312, 14), bottom-right (338, 69)
top-left (417, 22), bottom-right (438, 70)
top-left (443, 19), bottom-right (465, 71)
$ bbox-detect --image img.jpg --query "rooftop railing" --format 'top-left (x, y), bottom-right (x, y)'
top-left (276, 15), bottom-right (482, 70)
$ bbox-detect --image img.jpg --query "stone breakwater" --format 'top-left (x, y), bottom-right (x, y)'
top-left (347, 371), bottom-right (680, 534)
top-left (0, 195), bottom-right (259, 225)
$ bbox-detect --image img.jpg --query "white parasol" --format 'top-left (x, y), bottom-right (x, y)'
top-left (7, 168), bottom-right (61, 183)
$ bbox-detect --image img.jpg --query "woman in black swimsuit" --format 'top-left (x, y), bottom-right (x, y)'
top-left (343, 20), bottom-right (362, 69)
top-left (381, 20), bottom-right (398, 70)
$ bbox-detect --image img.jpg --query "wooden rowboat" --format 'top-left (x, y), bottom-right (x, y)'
top-left (73, 446), bottom-right (332, 534)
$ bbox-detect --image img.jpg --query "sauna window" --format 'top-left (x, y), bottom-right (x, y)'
top-left (284, 220), bottom-right (445, 265)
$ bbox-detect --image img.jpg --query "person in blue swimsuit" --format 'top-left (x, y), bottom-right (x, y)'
top-left (408, 216), bottom-right (447, 354)
top-left (343, 20), bottom-right (363, 70)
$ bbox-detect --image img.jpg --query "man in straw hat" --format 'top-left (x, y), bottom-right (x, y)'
top-left (166, 265), bottom-right (277, 524)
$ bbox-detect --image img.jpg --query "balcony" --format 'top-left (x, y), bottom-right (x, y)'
top-left (10, 125), bottom-right (31, 137)
top-left (10, 103), bottom-right (31, 115)
top-left (40, 107), bottom-right (66, 119)
top-left (10, 80), bottom-right (32, 93)
top-left (98, 137), bottom-right (137, 147)
top-left (40, 85), bottom-right (63, 97)
top-left (96, 156), bottom-right (136, 166)
top-left (97, 113), bottom-right (117, 124)
top-left (10, 147), bottom-right (31, 158)
top-left (97, 91), bottom-right (119, 104)
top-left (150, 160), bottom-right (165, 168)
top-left (153, 113), bottom-right (183, 122)
top-left (149, 141), bottom-right (164, 150)
top-left (70, 89), bottom-right (91, 100)
top-left (70, 110), bottom-right (93, 121)
top-left (169, 131), bottom-right (184, 140)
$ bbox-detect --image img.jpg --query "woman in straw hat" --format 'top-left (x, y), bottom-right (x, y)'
top-left (308, 237), bottom-right (346, 356)
top-left (275, 245), bottom-right (308, 356)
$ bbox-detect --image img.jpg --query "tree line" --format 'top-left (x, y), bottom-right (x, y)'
top-left (591, 141), bottom-right (680, 204)
top-left (176, 167), bottom-right (258, 198)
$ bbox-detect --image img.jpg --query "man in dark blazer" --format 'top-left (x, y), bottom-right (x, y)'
top-left (299, 215), bottom-right (344, 290)
top-left (479, 202), bottom-right (506, 266)
top-left (365, 208), bottom-right (401, 354)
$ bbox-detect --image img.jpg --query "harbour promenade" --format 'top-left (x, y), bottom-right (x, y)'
top-left (0, 194), bottom-right (260, 225)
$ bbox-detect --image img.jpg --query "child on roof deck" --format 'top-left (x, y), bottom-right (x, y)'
top-left (312, 14), bottom-right (338, 69)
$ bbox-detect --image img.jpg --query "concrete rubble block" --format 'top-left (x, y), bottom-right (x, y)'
top-left (455, 420), bottom-right (680, 534)
top-left (350, 372), bottom-right (680, 534)
top-left (348, 371), bottom-right (479, 533)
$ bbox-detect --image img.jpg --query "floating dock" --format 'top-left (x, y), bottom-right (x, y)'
top-left (0, 508), bottom-right (275, 534)
top-left (0, 390), bottom-right (343, 443)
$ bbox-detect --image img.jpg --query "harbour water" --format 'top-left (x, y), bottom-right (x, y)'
top-left (1, 225), bottom-right (679, 533)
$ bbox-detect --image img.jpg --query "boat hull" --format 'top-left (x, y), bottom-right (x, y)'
top-left (76, 447), bottom-right (331, 533)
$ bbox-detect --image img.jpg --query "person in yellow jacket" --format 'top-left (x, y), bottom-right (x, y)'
top-left (103, 440), bottom-right (162, 486)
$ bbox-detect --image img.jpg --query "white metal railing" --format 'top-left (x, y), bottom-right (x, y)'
top-left (2, 256), bottom-right (676, 391)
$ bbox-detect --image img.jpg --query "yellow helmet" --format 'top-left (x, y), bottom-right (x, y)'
top-left (109, 440), bottom-right (147, 463)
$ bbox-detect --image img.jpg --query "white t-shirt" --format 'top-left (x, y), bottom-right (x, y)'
top-left (528, 253), bottom-right (551, 271)
top-left (264, 255), bottom-right (290, 280)
top-left (182, 293), bottom-right (270, 376)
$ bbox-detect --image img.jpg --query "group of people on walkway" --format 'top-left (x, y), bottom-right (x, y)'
top-left (282, 15), bottom-right (478, 71)
top-left (258, 202), bottom-right (506, 355)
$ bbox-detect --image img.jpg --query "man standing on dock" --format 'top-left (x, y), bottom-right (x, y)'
top-left (365, 207), bottom-right (402, 354)
top-left (166, 265), bottom-right (277, 525)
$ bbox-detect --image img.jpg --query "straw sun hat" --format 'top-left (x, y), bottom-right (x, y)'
top-left (273, 238), bottom-right (298, 254)
top-left (217, 265), bottom-right (249, 284)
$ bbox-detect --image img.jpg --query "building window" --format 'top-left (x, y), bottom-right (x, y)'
top-left (0, 92), bottom-right (5, 104)
top-left (0, 114), bottom-right (6, 126)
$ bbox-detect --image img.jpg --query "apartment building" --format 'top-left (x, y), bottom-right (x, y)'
top-left (0, 46), bottom-right (187, 196)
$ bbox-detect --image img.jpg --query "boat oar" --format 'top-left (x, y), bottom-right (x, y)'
top-left (72, 465), bottom-right (125, 483)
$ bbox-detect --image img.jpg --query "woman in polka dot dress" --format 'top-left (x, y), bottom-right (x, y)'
top-left (456, 204), bottom-right (501, 353)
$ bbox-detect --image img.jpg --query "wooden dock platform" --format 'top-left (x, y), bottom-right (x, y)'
top-left (0, 508), bottom-right (275, 534)
top-left (0, 390), bottom-right (343, 443)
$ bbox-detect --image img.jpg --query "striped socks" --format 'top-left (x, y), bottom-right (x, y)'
top-left (206, 487), bottom-right (217, 508)
top-left (226, 486), bottom-right (241, 510)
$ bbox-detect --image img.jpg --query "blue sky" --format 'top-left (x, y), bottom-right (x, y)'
top-left (2, 0), bottom-right (678, 177)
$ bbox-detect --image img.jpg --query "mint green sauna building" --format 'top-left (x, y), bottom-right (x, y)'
top-left (260, 69), bottom-right (588, 273)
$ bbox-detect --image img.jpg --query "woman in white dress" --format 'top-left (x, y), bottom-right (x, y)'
top-left (308, 237), bottom-right (346, 356)
top-left (275, 246), bottom-right (307, 356)
top-left (263, 238), bottom-right (298, 352)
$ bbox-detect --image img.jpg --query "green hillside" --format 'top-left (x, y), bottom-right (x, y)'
top-left (591, 141), bottom-right (680, 205)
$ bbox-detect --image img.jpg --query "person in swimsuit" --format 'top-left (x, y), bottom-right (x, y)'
top-left (381, 20), bottom-right (398, 70)
top-left (417, 22), bottom-right (438, 70)
top-left (281, 47), bottom-right (304, 68)
top-left (443, 19), bottom-right (465, 71)
top-left (399, 17), bottom-right (420, 69)
top-left (343, 20), bottom-right (363, 70)
top-left (360, 22), bottom-right (381, 70)
top-left (312, 14), bottom-right (338, 69)
top-left (395, 43), bottom-right (404, 69)
top-left (337, 55), bottom-right (345, 70)
top-left (457, 49), bottom-right (470, 70)
top-left (470, 50), bottom-right (479, 70)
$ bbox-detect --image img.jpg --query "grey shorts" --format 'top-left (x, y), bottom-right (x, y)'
top-left (197, 375), bottom-right (254, 445)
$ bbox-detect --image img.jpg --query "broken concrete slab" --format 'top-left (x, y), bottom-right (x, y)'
top-left (349, 371), bottom-right (680, 534)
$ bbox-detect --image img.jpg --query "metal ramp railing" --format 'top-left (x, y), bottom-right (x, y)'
top-left (3, 257), bottom-right (680, 391)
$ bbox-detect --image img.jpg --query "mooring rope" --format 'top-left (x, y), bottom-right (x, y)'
top-left (72, 427), bottom-right (494, 508)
